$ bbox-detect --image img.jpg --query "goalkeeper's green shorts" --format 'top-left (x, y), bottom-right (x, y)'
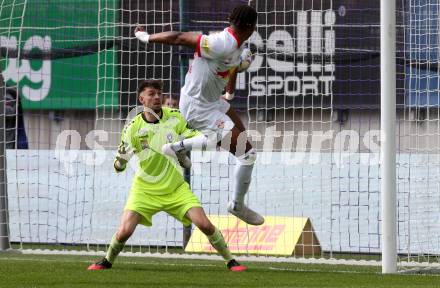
top-left (124, 181), bottom-right (201, 227)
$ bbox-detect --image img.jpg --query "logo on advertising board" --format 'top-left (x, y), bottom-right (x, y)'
top-left (185, 216), bottom-right (321, 256)
top-left (236, 10), bottom-right (337, 103)
top-left (1, 35), bottom-right (52, 102)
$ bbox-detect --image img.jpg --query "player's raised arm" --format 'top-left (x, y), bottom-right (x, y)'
top-left (134, 26), bottom-right (199, 49)
top-left (135, 26), bottom-right (236, 61)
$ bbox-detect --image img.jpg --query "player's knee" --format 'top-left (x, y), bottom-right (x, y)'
top-left (237, 148), bottom-right (257, 165)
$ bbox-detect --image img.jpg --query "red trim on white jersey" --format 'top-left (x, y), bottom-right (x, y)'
top-left (227, 27), bottom-right (241, 47)
top-left (217, 70), bottom-right (229, 78)
top-left (196, 34), bottom-right (202, 57)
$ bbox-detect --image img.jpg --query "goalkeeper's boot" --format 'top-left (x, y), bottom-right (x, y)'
top-left (227, 259), bottom-right (247, 272)
top-left (162, 143), bottom-right (192, 169)
top-left (227, 201), bottom-right (265, 226)
top-left (87, 258), bottom-right (112, 270)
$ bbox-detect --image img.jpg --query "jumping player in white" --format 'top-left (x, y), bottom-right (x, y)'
top-left (134, 5), bottom-right (264, 226)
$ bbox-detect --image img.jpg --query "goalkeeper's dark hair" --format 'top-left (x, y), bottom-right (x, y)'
top-left (228, 5), bottom-right (257, 30)
top-left (137, 79), bottom-right (163, 95)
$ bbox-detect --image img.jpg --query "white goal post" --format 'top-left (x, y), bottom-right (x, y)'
top-left (381, 0), bottom-right (397, 274)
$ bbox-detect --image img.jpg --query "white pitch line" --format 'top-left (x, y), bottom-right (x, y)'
top-left (0, 257), bottom-right (372, 275)
top-left (0, 257), bottom-right (218, 268)
top-left (16, 249), bottom-right (382, 266)
top-left (3, 256), bottom-right (440, 276)
top-left (267, 266), bottom-right (374, 275)
top-left (6, 250), bottom-right (440, 271)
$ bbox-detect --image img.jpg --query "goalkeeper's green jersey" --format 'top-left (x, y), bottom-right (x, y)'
top-left (117, 107), bottom-right (199, 195)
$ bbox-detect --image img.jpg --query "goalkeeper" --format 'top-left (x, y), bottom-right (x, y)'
top-left (88, 79), bottom-right (246, 272)
top-left (135, 5), bottom-right (264, 226)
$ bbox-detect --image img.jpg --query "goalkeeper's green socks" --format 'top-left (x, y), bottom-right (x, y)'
top-left (105, 234), bottom-right (126, 264)
top-left (207, 228), bottom-right (233, 262)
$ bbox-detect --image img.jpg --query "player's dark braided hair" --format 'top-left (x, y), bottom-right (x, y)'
top-left (228, 5), bottom-right (257, 30)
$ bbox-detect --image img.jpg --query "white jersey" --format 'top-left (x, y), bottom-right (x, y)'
top-left (181, 28), bottom-right (244, 104)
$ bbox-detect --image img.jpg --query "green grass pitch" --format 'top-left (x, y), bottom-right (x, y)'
top-left (1, 253), bottom-right (439, 287)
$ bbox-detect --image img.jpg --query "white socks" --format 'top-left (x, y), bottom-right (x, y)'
top-left (170, 134), bottom-right (217, 152)
top-left (232, 149), bottom-right (257, 207)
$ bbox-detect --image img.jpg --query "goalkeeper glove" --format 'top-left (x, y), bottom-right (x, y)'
top-left (134, 25), bottom-right (150, 43)
top-left (237, 48), bottom-right (253, 72)
top-left (114, 142), bottom-right (134, 172)
top-left (114, 158), bottom-right (126, 172)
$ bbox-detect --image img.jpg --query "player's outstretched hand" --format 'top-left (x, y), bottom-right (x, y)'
top-left (134, 25), bottom-right (150, 43)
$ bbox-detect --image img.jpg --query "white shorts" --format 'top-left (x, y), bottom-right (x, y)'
top-left (179, 96), bottom-right (234, 136)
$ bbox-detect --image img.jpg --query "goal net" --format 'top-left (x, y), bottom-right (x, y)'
top-left (398, 0), bottom-right (440, 269)
top-left (1, 0), bottom-right (440, 271)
